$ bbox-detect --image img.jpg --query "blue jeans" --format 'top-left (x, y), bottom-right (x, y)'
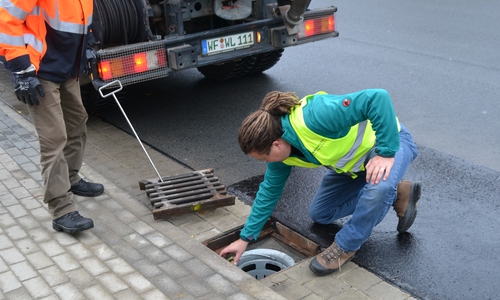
top-left (308, 125), bottom-right (418, 252)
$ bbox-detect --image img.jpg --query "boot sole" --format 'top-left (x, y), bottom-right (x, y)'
top-left (53, 222), bottom-right (94, 234)
top-left (397, 182), bottom-right (422, 233)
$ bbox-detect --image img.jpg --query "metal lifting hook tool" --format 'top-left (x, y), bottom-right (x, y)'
top-left (98, 80), bottom-right (164, 182)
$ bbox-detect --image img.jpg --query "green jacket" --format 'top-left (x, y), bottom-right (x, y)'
top-left (240, 89), bottom-right (400, 241)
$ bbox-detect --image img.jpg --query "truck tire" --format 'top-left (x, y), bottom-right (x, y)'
top-left (80, 83), bottom-right (116, 114)
top-left (197, 49), bottom-right (283, 81)
top-left (197, 57), bottom-right (256, 81)
top-left (247, 49), bottom-right (284, 75)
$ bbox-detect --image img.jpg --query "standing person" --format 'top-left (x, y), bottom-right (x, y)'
top-left (219, 89), bottom-right (421, 276)
top-left (0, 0), bottom-right (103, 234)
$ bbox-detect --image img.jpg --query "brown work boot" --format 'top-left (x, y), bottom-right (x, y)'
top-left (309, 241), bottom-right (355, 276)
top-left (394, 180), bottom-right (422, 233)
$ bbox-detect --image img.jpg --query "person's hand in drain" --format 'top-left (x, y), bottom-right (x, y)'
top-left (219, 239), bottom-right (249, 265)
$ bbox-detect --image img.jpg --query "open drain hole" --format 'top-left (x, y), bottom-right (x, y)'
top-left (238, 249), bottom-right (295, 279)
top-left (203, 219), bottom-right (320, 280)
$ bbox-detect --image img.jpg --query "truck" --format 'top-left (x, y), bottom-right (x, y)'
top-left (82, 0), bottom-right (338, 111)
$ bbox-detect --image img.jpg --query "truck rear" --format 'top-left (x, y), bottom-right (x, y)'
top-left (83, 0), bottom-right (338, 109)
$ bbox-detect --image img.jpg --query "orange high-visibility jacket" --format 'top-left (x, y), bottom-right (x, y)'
top-left (0, 0), bottom-right (93, 82)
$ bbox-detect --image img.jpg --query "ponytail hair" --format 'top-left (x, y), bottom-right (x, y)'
top-left (238, 91), bottom-right (300, 154)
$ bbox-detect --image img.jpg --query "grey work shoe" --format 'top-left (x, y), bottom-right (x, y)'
top-left (70, 179), bottom-right (104, 197)
top-left (394, 180), bottom-right (422, 233)
top-left (53, 211), bottom-right (94, 234)
top-left (309, 241), bottom-right (355, 276)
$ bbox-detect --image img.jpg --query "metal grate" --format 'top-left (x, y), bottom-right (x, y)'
top-left (97, 40), bottom-right (170, 87)
top-left (139, 169), bottom-right (235, 219)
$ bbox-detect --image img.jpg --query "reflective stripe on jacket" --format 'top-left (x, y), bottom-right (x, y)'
top-left (0, 0), bottom-right (93, 82)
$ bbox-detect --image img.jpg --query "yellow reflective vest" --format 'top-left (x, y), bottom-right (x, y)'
top-left (283, 92), bottom-right (400, 177)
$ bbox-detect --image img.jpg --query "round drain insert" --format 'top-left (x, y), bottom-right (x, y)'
top-left (237, 249), bottom-right (295, 279)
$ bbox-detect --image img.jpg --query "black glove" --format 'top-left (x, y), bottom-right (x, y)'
top-left (13, 65), bottom-right (45, 106)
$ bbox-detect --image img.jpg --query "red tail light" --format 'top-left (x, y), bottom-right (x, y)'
top-left (297, 15), bottom-right (335, 39)
top-left (98, 49), bottom-right (167, 81)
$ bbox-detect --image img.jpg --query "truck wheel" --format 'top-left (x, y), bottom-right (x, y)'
top-left (197, 56), bottom-right (256, 81)
top-left (80, 83), bottom-right (118, 114)
top-left (197, 50), bottom-right (283, 80)
top-left (247, 49), bottom-right (284, 75)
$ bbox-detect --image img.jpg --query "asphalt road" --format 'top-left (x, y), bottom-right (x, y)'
top-left (95, 1), bottom-right (500, 299)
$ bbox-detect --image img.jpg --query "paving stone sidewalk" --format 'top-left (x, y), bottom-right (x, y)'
top-left (0, 64), bottom-right (417, 300)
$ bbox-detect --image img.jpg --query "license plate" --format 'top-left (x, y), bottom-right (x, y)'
top-left (202, 31), bottom-right (254, 55)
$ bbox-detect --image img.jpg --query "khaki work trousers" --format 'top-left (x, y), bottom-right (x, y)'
top-left (27, 78), bottom-right (88, 219)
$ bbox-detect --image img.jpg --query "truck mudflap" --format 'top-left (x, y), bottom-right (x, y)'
top-left (88, 6), bottom-right (338, 89)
